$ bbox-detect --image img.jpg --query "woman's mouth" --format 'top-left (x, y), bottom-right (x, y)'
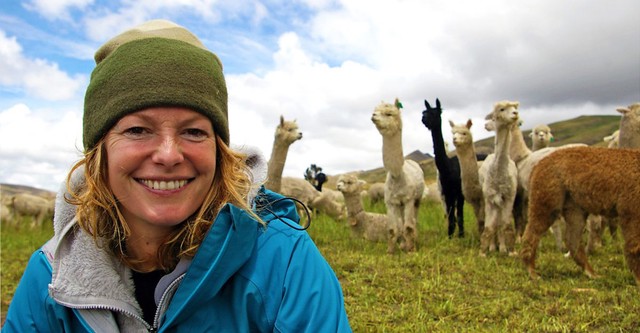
top-left (139, 179), bottom-right (190, 190)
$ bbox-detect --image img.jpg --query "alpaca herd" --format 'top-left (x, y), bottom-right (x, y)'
top-left (258, 99), bottom-right (639, 287)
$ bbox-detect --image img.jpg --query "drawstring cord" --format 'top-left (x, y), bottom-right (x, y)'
top-left (255, 196), bottom-right (312, 231)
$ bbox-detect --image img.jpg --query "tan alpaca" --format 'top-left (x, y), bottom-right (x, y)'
top-left (336, 174), bottom-right (389, 242)
top-left (371, 99), bottom-right (425, 253)
top-left (529, 124), bottom-right (553, 151)
top-left (617, 102), bottom-right (640, 149)
top-left (264, 115), bottom-right (303, 193)
top-left (478, 101), bottom-right (519, 256)
top-left (450, 119), bottom-right (485, 234)
top-left (521, 146), bottom-right (640, 286)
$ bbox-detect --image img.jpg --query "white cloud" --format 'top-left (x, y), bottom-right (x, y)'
top-left (0, 103), bottom-right (82, 191)
top-left (25, 0), bottom-right (94, 20)
top-left (0, 30), bottom-right (86, 101)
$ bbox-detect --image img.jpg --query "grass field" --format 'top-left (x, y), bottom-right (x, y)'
top-left (2, 200), bottom-right (639, 332)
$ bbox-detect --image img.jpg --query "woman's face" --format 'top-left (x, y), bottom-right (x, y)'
top-left (105, 107), bottom-right (217, 232)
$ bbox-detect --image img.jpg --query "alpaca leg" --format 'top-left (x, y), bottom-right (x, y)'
top-left (456, 199), bottom-right (465, 238)
top-left (502, 212), bottom-right (517, 256)
top-left (473, 201), bottom-right (485, 235)
top-left (446, 202), bottom-right (456, 239)
top-left (563, 204), bottom-right (597, 278)
top-left (586, 215), bottom-right (603, 254)
top-left (480, 204), bottom-right (498, 256)
top-left (520, 207), bottom-right (559, 280)
top-left (549, 218), bottom-right (566, 253)
top-left (401, 204), bottom-right (418, 252)
top-left (618, 217), bottom-right (640, 286)
top-left (386, 205), bottom-right (403, 254)
top-left (512, 193), bottom-right (526, 243)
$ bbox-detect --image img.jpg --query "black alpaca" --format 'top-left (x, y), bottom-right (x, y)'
top-left (421, 99), bottom-right (465, 238)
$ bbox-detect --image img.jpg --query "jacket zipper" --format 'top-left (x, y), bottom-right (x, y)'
top-left (53, 299), bottom-right (153, 331)
top-left (152, 273), bottom-right (186, 329)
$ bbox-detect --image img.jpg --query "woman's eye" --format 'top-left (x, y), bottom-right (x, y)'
top-left (183, 128), bottom-right (209, 140)
top-left (123, 126), bottom-right (148, 136)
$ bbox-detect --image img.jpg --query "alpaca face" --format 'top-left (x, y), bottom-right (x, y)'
top-left (489, 101), bottom-right (519, 128)
top-left (371, 102), bottom-right (401, 135)
top-left (450, 120), bottom-right (473, 148)
top-left (531, 125), bottom-right (553, 147)
top-left (336, 174), bottom-right (363, 195)
top-left (421, 99), bottom-right (442, 130)
top-left (275, 117), bottom-right (303, 145)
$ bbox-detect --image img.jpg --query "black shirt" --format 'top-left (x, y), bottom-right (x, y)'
top-left (131, 269), bottom-right (166, 325)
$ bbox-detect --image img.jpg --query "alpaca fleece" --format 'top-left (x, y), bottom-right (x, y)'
top-left (521, 146), bottom-right (640, 286)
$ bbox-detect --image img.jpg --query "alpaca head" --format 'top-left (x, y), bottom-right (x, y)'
top-left (336, 174), bottom-right (365, 195)
top-left (421, 98), bottom-right (442, 131)
top-left (530, 124), bottom-right (553, 148)
top-left (485, 100), bottom-right (519, 129)
top-left (275, 115), bottom-right (303, 146)
top-left (450, 119), bottom-right (474, 148)
top-left (616, 102), bottom-right (640, 148)
top-left (371, 100), bottom-right (402, 135)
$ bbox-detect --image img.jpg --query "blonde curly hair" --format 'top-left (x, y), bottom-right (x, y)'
top-left (66, 135), bottom-right (260, 272)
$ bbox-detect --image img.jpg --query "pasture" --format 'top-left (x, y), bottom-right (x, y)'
top-left (2, 200), bottom-right (639, 332)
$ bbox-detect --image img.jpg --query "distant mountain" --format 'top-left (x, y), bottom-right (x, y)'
top-left (0, 183), bottom-right (55, 199)
top-left (405, 150), bottom-right (433, 163)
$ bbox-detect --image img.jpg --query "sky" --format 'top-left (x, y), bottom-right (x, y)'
top-left (1, 0), bottom-right (639, 192)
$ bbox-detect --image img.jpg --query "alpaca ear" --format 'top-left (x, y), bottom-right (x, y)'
top-left (466, 119), bottom-right (472, 129)
top-left (448, 120), bottom-right (455, 127)
top-left (436, 98), bottom-right (441, 109)
top-left (616, 107), bottom-right (630, 115)
top-left (425, 100), bottom-right (431, 109)
top-left (279, 115), bottom-right (284, 125)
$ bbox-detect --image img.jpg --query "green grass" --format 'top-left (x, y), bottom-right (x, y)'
top-left (2, 202), bottom-right (639, 332)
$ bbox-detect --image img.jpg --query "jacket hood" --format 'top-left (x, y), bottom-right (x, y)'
top-left (47, 144), bottom-right (273, 328)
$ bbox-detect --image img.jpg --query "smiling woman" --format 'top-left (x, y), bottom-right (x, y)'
top-left (3, 19), bottom-right (352, 332)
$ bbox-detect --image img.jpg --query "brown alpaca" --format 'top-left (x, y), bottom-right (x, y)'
top-left (521, 146), bottom-right (640, 286)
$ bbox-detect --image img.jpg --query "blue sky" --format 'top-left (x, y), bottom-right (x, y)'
top-left (1, 0), bottom-right (639, 192)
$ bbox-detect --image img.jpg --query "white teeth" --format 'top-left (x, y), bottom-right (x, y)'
top-left (141, 179), bottom-right (187, 190)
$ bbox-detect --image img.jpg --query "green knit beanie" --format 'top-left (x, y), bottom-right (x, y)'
top-left (83, 20), bottom-right (229, 151)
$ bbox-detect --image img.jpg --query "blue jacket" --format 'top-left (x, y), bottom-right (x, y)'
top-left (3, 148), bottom-right (351, 332)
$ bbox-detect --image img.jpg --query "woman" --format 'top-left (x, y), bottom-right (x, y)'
top-left (3, 20), bottom-right (351, 332)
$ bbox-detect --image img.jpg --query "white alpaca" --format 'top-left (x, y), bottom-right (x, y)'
top-left (279, 177), bottom-right (346, 222)
top-left (478, 101), bottom-right (519, 256)
top-left (450, 119), bottom-right (485, 234)
top-left (529, 124), bottom-right (553, 151)
top-left (366, 182), bottom-right (385, 204)
top-left (336, 174), bottom-right (389, 242)
top-left (371, 99), bottom-right (425, 253)
top-left (264, 115), bottom-right (303, 193)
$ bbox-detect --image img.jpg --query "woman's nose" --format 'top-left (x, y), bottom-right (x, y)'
top-left (152, 136), bottom-right (184, 167)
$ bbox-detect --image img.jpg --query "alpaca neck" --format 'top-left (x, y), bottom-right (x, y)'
top-left (494, 125), bottom-right (512, 173)
top-left (343, 192), bottom-right (364, 219)
top-left (430, 124), bottom-right (451, 175)
top-left (456, 143), bottom-right (480, 184)
top-left (266, 141), bottom-right (290, 191)
top-left (382, 132), bottom-right (405, 176)
top-left (509, 124), bottom-right (531, 163)
top-left (619, 121), bottom-right (640, 148)
top-left (531, 140), bottom-right (548, 152)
